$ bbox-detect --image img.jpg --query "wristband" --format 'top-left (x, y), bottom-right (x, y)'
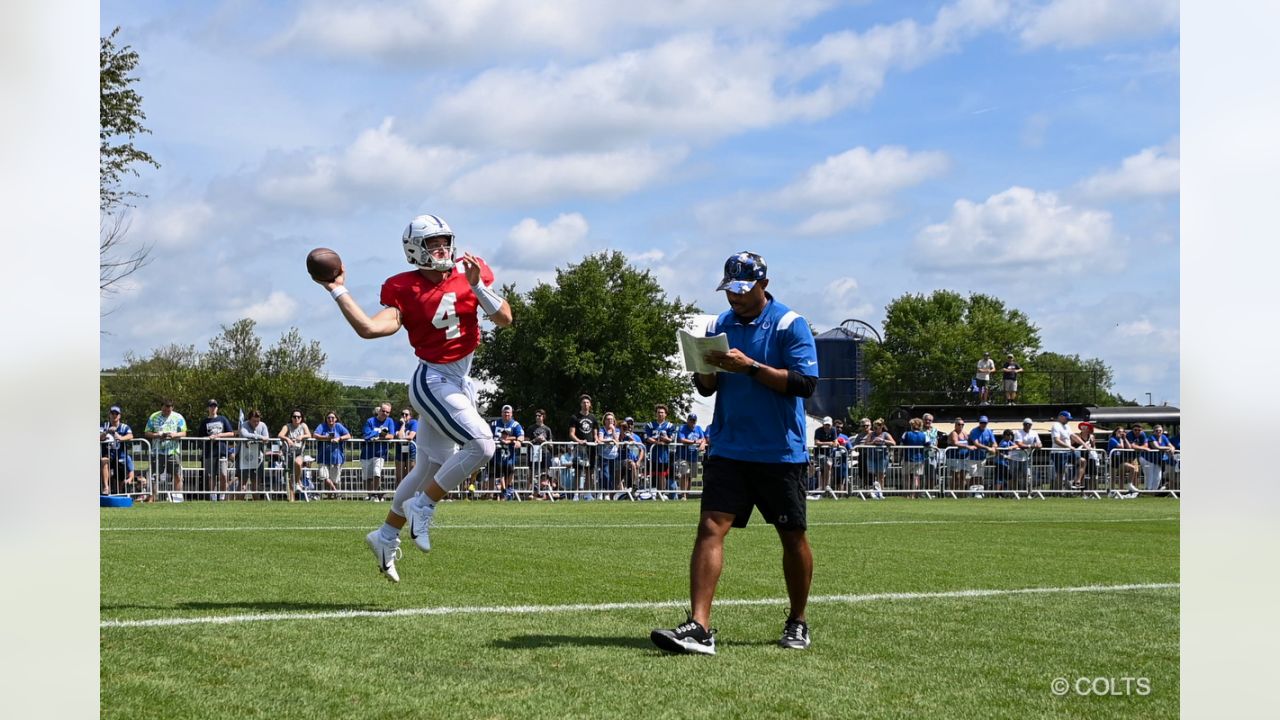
top-left (330, 286), bottom-right (350, 301)
top-left (471, 281), bottom-right (505, 316)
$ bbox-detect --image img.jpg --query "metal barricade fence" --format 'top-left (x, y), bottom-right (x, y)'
top-left (1105, 448), bottom-right (1179, 498)
top-left (103, 436), bottom-right (1177, 502)
top-left (100, 438), bottom-right (153, 498)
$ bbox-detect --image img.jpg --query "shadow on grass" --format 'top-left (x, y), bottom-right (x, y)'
top-left (491, 634), bottom-right (655, 650)
top-left (101, 600), bottom-right (384, 613)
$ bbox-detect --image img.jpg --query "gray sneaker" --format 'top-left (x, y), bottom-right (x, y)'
top-left (779, 617), bottom-right (811, 650)
top-left (364, 530), bottom-right (402, 583)
top-left (402, 492), bottom-right (435, 553)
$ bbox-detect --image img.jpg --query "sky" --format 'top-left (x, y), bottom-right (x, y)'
top-left (99, 0), bottom-right (1180, 405)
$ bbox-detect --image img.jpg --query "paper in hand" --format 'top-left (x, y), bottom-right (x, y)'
top-left (678, 329), bottom-right (730, 374)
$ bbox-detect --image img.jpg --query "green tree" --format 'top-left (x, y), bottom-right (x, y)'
top-left (101, 27), bottom-right (160, 297)
top-left (864, 290), bottom-right (1042, 415)
top-left (101, 321), bottom-right (345, 428)
top-left (473, 251), bottom-right (700, 427)
top-left (1021, 352), bottom-right (1130, 406)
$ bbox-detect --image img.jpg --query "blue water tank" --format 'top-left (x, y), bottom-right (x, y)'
top-left (805, 326), bottom-right (871, 421)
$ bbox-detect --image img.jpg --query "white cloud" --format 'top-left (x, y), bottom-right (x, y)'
top-left (223, 291), bottom-right (300, 327)
top-left (776, 146), bottom-right (949, 207)
top-left (130, 201), bottom-right (216, 249)
top-left (494, 214), bottom-right (590, 269)
top-left (420, 3), bottom-right (1010, 152)
top-left (914, 186), bottom-right (1113, 271)
top-left (273, 0), bottom-right (839, 63)
top-left (1116, 319), bottom-right (1155, 337)
top-left (447, 147), bottom-right (686, 205)
top-left (255, 118), bottom-right (472, 210)
top-left (1077, 140), bottom-right (1179, 199)
top-left (700, 145), bottom-right (947, 236)
top-left (1018, 0), bottom-right (1178, 49)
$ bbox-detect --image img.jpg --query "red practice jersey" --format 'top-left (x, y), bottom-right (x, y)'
top-left (380, 257), bottom-right (495, 364)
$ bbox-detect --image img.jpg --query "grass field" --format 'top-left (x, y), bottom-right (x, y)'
top-left (101, 497), bottom-right (1179, 719)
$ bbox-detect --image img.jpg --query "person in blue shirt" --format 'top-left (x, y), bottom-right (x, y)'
top-left (674, 413), bottom-right (706, 499)
top-left (596, 412), bottom-right (623, 493)
top-left (620, 418), bottom-right (645, 490)
top-left (900, 417), bottom-right (928, 498)
top-left (1148, 424), bottom-right (1177, 491)
top-left (361, 403), bottom-right (397, 501)
top-left (394, 408), bottom-right (419, 489)
top-left (1126, 424), bottom-right (1161, 491)
top-left (643, 405), bottom-right (678, 493)
top-left (313, 411), bottom-right (351, 496)
top-left (490, 404), bottom-right (525, 497)
top-left (651, 251), bottom-right (818, 656)
top-left (966, 416), bottom-right (997, 492)
top-left (994, 429), bottom-right (1016, 492)
top-left (100, 406), bottom-right (135, 495)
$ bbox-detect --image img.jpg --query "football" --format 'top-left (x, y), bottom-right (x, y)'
top-left (306, 248), bottom-right (343, 282)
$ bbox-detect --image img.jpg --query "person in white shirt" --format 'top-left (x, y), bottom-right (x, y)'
top-left (1049, 410), bottom-right (1079, 490)
top-left (975, 352), bottom-right (996, 404)
top-left (1010, 418), bottom-right (1042, 491)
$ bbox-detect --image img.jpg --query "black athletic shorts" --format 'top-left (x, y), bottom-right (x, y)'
top-left (700, 455), bottom-right (808, 531)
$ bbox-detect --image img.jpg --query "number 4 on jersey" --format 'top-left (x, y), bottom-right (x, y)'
top-left (432, 292), bottom-right (461, 339)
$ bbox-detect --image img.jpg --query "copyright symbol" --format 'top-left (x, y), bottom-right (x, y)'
top-left (1051, 678), bottom-right (1070, 696)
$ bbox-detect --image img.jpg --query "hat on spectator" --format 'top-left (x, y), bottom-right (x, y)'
top-left (501, 404), bottom-right (513, 412)
top-left (716, 251), bottom-right (768, 293)
top-left (687, 413), bottom-right (697, 420)
top-left (1058, 410), bottom-right (1072, 420)
top-left (978, 416), bottom-right (989, 423)
top-left (624, 417), bottom-right (634, 424)
top-left (208, 399), bottom-right (219, 407)
top-left (1079, 421), bottom-right (1094, 431)
top-left (109, 405), bottom-right (122, 414)
top-left (822, 416), bottom-right (832, 425)
top-left (1022, 418), bottom-right (1033, 425)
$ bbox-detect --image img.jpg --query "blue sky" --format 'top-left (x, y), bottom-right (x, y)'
top-left (100, 0), bottom-right (1180, 404)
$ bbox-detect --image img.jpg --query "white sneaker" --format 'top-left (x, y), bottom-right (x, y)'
top-left (365, 530), bottom-right (402, 583)
top-left (1126, 482), bottom-right (1140, 494)
top-left (402, 492), bottom-right (435, 553)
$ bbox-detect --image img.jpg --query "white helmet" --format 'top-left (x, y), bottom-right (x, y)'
top-left (402, 214), bottom-right (455, 271)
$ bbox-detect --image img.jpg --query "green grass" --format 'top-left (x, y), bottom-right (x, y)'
top-left (101, 498), bottom-right (1179, 719)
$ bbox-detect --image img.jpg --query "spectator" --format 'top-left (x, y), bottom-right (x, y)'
top-left (849, 417), bottom-right (874, 489)
top-left (975, 352), bottom-right (996, 405)
top-left (831, 419), bottom-right (851, 492)
top-left (966, 416), bottom-right (997, 494)
top-left (1001, 353), bottom-right (1023, 404)
top-left (1108, 427), bottom-right (1141, 496)
top-left (813, 416), bottom-right (838, 492)
top-left (568, 394), bottom-right (598, 497)
top-left (527, 409), bottom-right (553, 480)
top-left (313, 411), bottom-right (351, 496)
top-left (644, 404), bottom-right (678, 494)
top-left (1073, 421), bottom-right (1101, 492)
top-left (100, 406), bottom-right (134, 495)
top-left (278, 409), bottom-right (313, 502)
top-left (1050, 410), bottom-right (1079, 490)
top-left (900, 417), bottom-right (927, 498)
top-left (193, 400), bottom-right (236, 501)
top-left (394, 408), bottom-right (418, 490)
top-left (238, 409), bottom-right (270, 499)
top-left (1148, 424), bottom-right (1177, 492)
top-left (675, 413), bottom-right (707, 499)
top-left (1011, 418), bottom-right (1042, 492)
top-left (144, 399), bottom-right (187, 502)
top-left (362, 403), bottom-right (396, 501)
top-left (921, 413), bottom-right (940, 491)
top-left (994, 429), bottom-right (1017, 491)
top-left (490, 404), bottom-right (525, 497)
top-left (597, 412), bottom-right (622, 495)
top-left (864, 418), bottom-right (896, 499)
top-left (1126, 423), bottom-right (1160, 492)
top-left (946, 418), bottom-right (972, 492)
top-left (620, 417), bottom-right (646, 490)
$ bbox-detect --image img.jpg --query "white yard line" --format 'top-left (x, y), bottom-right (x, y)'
top-left (101, 516), bottom-right (1178, 532)
top-left (100, 582), bottom-right (1178, 630)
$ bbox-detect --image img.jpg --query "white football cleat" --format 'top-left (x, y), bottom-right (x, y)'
top-left (402, 492), bottom-right (435, 553)
top-left (365, 530), bottom-right (402, 583)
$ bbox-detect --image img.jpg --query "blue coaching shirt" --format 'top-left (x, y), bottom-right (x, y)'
top-left (705, 297), bottom-right (818, 464)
